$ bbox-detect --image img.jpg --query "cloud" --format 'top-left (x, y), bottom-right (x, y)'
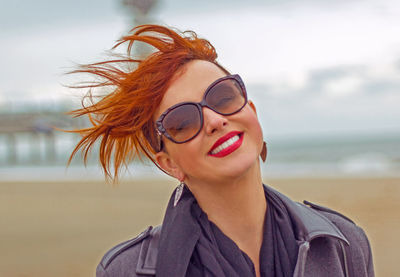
top-left (0, 0), bottom-right (121, 33)
top-left (246, 60), bottom-right (400, 137)
top-left (255, 61), bottom-right (400, 97)
top-left (362, 80), bottom-right (400, 95)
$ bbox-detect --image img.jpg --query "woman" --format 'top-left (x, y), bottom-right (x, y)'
top-left (69, 24), bottom-right (374, 277)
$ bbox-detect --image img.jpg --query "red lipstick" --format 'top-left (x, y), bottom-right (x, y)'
top-left (208, 131), bottom-right (244, 158)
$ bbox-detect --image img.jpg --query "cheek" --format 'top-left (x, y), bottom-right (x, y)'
top-left (244, 108), bottom-right (263, 138)
top-left (168, 140), bottom-right (204, 169)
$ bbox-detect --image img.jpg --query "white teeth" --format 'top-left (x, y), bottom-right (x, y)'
top-left (211, 135), bottom-right (240, 155)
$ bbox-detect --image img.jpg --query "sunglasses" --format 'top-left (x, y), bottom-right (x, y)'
top-left (155, 74), bottom-right (247, 150)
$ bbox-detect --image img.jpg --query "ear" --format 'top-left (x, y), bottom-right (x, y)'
top-left (155, 151), bottom-right (185, 181)
top-left (248, 100), bottom-right (258, 116)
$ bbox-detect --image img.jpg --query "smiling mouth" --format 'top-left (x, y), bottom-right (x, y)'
top-left (208, 132), bottom-right (244, 157)
top-left (210, 135), bottom-right (240, 154)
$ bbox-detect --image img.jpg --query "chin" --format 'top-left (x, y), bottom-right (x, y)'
top-left (214, 152), bottom-right (259, 179)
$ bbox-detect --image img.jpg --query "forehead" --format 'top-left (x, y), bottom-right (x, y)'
top-left (155, 60), bottom-right (227, 119)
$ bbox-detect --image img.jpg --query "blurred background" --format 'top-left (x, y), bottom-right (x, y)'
top-left (0, 0), bottom-right (399, 276)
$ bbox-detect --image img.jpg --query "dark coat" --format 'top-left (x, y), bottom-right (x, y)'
top-left (96, 185), bottom-right (374, 277)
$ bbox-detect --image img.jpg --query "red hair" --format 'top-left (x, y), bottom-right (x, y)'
top-left (67, 24), bottom-right (228, 182)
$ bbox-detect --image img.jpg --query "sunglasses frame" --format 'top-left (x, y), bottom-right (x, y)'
top-left (155, 74), bottom-right (247, 150)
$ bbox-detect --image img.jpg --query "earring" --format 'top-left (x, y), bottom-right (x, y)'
top-left (260, 141), bottom-right (267, 162)
top-left (174, 181), bottom-right (185, 207)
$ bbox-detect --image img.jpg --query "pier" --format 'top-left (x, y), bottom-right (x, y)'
top-left (0, 109), bottom-right (85, 165)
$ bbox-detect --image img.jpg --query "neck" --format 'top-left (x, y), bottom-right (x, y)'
top-left (187, 160), bottom-right (266, 260)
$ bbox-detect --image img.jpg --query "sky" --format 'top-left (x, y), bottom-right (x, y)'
top-left (1, 0), bottom-right (399, 138)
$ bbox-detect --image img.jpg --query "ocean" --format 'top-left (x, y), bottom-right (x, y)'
top-left (0, 132), bottom-right (399, 181)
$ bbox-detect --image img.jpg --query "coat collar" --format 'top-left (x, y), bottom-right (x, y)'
top-left (264, 185), bottom-right (349, 245)
top-left (153, 184), bottom-right (349, 276)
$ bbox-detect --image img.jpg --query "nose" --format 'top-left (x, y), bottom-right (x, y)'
top-left (203, 107), bottom-right (228, 135)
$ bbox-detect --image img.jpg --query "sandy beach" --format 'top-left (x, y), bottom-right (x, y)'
top-left (0, 177), bottom-right (398, 276)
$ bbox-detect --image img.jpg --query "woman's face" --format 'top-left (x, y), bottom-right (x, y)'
top-left (154, 60), bottom-right (264, 185)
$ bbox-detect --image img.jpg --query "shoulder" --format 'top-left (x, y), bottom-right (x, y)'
top-left (303, 200), bottom-right (374, 274)
top-left (303, 200), bottom-right (367, 242)
top-left (96, 225), bottom-right (162, 277)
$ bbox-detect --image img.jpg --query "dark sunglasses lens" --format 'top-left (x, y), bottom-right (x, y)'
top-left (163, 104), bottom-right (201, 142)
top-left (206, 78), bottom-right (245, 114)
